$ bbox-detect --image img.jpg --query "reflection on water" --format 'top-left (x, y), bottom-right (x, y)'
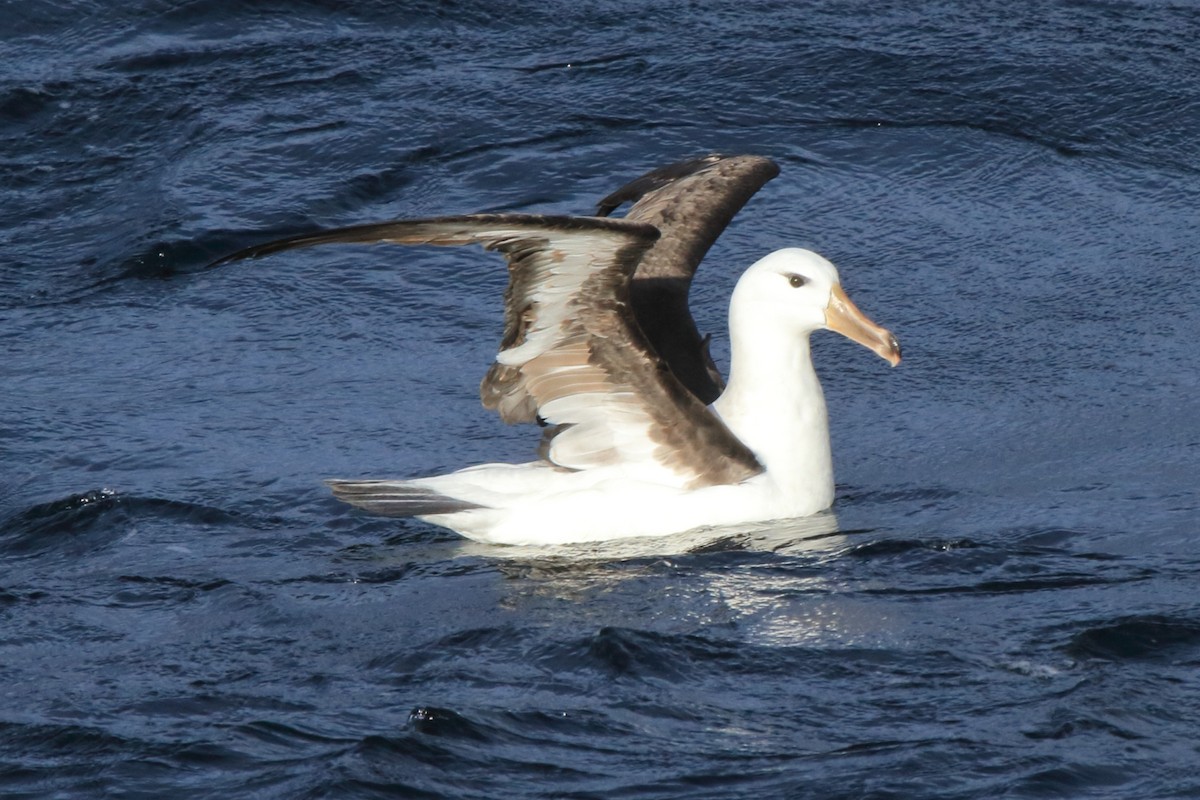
top-left (449, 512), bottom-right (855, 647)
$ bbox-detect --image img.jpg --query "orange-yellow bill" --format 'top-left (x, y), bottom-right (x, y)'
top-left (825, 285), bottom-right (901, 366)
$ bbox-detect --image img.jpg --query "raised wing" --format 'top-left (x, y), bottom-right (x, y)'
top-left (597, 154), bottom-right (780, 404)
top-left (208, 214), bottom-right (763, 488)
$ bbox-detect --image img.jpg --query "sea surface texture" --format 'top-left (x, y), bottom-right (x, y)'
top-left (2, 1), bottom-right (1198, 797)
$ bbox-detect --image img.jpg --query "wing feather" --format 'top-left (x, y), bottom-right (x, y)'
top-left (209, 213), bottom-right (763, 488)
top-left (598, 154), bottom-right (780, 404)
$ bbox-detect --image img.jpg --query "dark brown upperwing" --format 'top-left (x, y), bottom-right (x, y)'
top-left (205, 214), bottom-right (636, 269)
top-left (595, 154), bottom-right (780, 405)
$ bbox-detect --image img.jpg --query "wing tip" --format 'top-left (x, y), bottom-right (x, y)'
top-left (595, 153), bottom-right (779, 216)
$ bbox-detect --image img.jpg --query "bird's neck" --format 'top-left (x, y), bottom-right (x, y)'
top-left (712, 320), bottom-right (834, 505)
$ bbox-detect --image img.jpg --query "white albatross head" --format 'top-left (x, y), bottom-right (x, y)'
top-left (731, 248), bottom-right (901, 365)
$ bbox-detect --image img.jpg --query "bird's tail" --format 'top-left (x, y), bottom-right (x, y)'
top-left (325, 479), bottom-right (485, 517)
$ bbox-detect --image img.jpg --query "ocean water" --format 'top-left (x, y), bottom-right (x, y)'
top-left (2, 1), bottom-right (1199, 797)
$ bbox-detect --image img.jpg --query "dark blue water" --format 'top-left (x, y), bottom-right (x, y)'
top-left (3, 1), bottom-right (1199, 797)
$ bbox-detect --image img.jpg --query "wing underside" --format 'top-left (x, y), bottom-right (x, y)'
top-left (210, 212), bottom-right (763, 488)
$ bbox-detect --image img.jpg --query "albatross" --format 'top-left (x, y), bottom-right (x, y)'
top-left (210, 154), bottom-right (900, 545)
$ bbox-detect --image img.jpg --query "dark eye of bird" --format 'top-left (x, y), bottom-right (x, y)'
top-left (788, 274), bottom-right (807, 288)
